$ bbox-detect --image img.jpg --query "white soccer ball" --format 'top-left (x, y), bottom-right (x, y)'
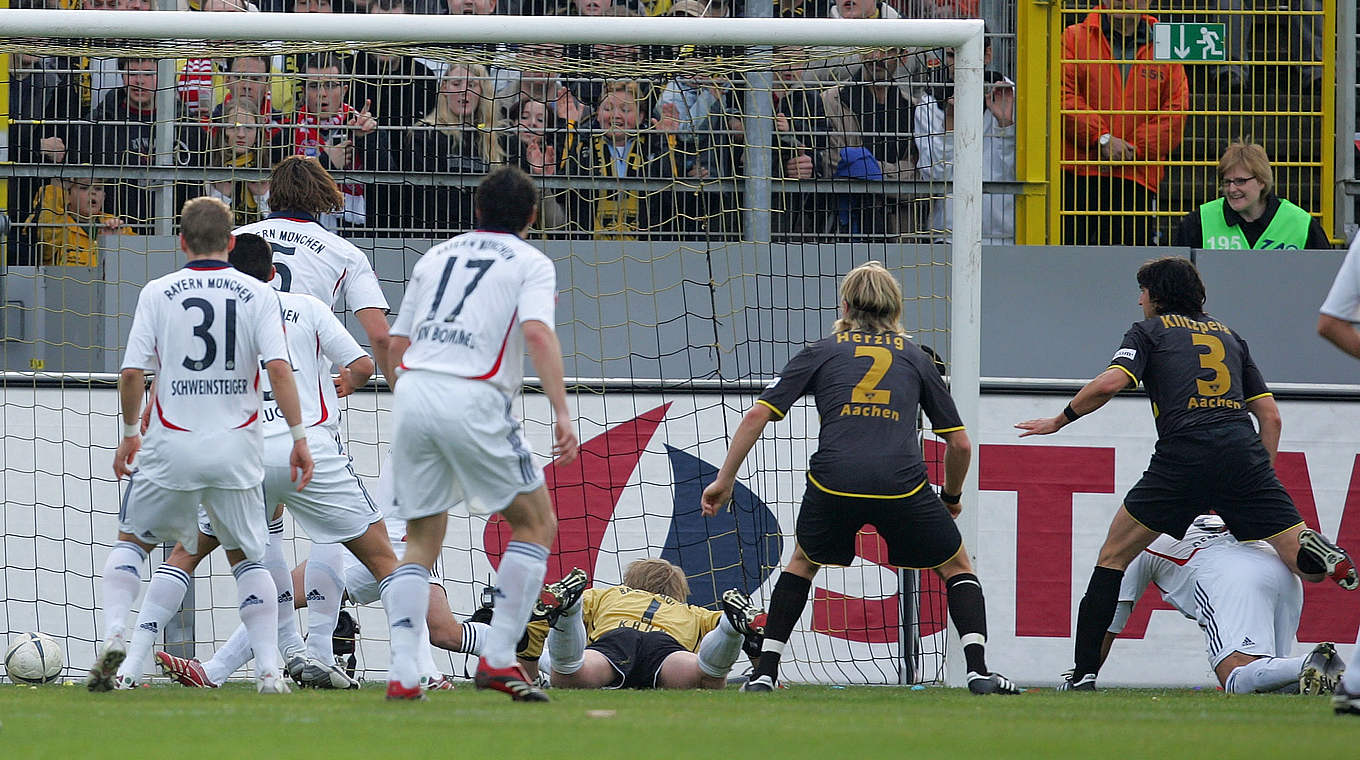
top-left (5, 633), bottom-right (64, 685)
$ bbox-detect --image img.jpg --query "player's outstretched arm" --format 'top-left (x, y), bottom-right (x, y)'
top-left (1015, 367), bottom-right (1131, 437)
top-left (113, 367), bottom-right (146, 479)
top-left (938, 429), bottom-right (972, 518)
top-left (701, 403), bottom-right (774, 517)
top-left (524, 319), bottom-right (579, 466)
top-left (264, 358), bottom-right (315, 490)
top-left (1317, 313), bottom-right (1360, 361)
top-left (355, 307), bottom-right (391, 381)
top-left (1246, 395), bottom-right (1283, 465)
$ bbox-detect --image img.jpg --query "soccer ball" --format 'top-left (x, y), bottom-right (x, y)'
top-left (5, 632), bottom-right (64, 685)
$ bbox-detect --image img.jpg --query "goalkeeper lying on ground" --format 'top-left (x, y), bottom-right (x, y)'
top-left (519, 559), bottom-right (765, 689)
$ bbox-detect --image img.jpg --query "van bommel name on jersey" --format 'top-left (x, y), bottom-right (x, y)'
top-left (162, 276), bottom-right (257, 302)
top-left (415, 323), bottom-right (477, 349)
top-left (169, 378), bottom-right (251, 396)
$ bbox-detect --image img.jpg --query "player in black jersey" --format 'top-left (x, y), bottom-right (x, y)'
top-left (701, 262), bottom-right (1020, 695)
top-left (1016, 256), bottom-right (1357, 692)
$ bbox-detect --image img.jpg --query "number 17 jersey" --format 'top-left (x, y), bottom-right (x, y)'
top-left (121, 260), bottom-right (291, 490)
top-left (391, 230), bottom-right (557, 399)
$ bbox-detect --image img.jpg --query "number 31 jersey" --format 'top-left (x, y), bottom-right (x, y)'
top-left (391, 230), bottom-right (557, 399)
top-left (121, 260), bottom-right (291, 490)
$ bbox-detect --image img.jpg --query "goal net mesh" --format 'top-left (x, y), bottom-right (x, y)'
top-left (1, 17), bottom-right (975, 685)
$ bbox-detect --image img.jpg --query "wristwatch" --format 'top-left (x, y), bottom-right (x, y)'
top-left (1099, 133), bottom-right (1112, 148)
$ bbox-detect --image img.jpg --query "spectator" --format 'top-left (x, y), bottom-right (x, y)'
top-left (350, 0), bottom-right (437, 127)
top-left (1215, 0), bottom-right (1321, 94)
top-left (202, 97), bottom-right (274, 226)
top-left (493, 43), bottom-right (590, 128)
top-left (372, 63), bottom-right (503, 234)
top-left (277, 0), bottom-right (353, 115)
top-left (1173, 141), bottom-right (1330, 250)
top-left (1060, 0), bottom-right (1187, 247)
top-left (8, 52), bottom-right (78, 264)
top-left (914, 44), bottom-right (1016, 245)
top-left (285, 52), bottom-right (377, 229)
top-left (83, 57), bottom-right (209, 227)
top-left (665, 0), bottom-right (724, 17)
top-left (769, 50), bottom-right (831, 238)
top-left (75, 0), bottom-right (154, 117)
top-left (212, 55), bottom-right (282, 124)
top-left (561, 79), bottom-right (679, 238)
top-left (653, 66), bottom-right (737, 180)
top-left (821, 47), bottom-right (921, 238)
top-left (26, 177), bottom-right (134, 267)
top-left (501, 98), bottom-right (562, 176)
top-left (802, 0), bottom-right (902, 84)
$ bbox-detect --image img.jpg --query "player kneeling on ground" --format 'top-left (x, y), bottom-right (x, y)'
top-left (526, 559), bottom-right (764, 690)
top-left (1100, 514), bottom-right (1343, 694)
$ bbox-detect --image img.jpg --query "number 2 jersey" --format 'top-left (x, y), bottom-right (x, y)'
top-left (234, 212), bottom-right (388, 313)
top-left (757, 330), bottom-right (964, 498)
top-left (390, 229), bottom-right (557, 399)
top-left (1107, 312), bottom-right (1271, 439)
top-left (121, 260), bottom-right (290, 490)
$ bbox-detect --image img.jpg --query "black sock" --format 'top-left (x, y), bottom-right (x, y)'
top-left (945, 572), bottom-right (989, 675)
top-left (1072, 566), bottom-right (1124, 679)
top-left (753, 572), bottom-right (812, 680)
top-left (1297, 546), bottom-right (1326, 575)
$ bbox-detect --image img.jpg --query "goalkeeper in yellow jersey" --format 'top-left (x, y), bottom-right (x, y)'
top-left (522, 559), bottom-right (765, 689)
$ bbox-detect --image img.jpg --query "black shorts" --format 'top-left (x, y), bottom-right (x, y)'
top-left (1123, 424), bottom-right (1303, 540)
top-left (587, 627), bottom-right (687, 689)
top-left (796, 480), bottom-right (962, 569)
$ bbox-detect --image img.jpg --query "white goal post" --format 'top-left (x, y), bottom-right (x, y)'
top-left (0, 9), bottom-right (985, 686)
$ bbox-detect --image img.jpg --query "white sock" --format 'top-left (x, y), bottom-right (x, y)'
top-left (233, 560), bottom-right (281, 678)
top-left (484, 541), bottom-right (549, 669)
top-left (546, 603), bottom-right (586, 675)
top-left (416, 620), bottom-right (440, 681)
top-left (118, 564), bottom-right (191, 681)
top-left (458, 621), bottom-right (489, 655)
top-left (202, 624), bottom-right (252, 685)
top-left (1225, 655), bottom-right (1305, 694)
top-left (303, 543), bottom-right (346, 663)
top-left (99, 541), bottom-right (148, 643)
top-left (379, 563), bottom-right (430, 689)
top-left (1345, 636), bottom-right (1360, 693)
top-left (697, 614), bottom-right (744, 678)
top-left (263, 521), bottom-right (306, 660)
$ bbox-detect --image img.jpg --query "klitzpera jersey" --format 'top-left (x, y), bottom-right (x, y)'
top-left (121, 259), bottom-right (290, 490)
top-left (390, 230), bottom-right (556, 398)
top-left (235, 212), bottom-right (388, 313)
top-left (259, 290), bottom-right (368, 436)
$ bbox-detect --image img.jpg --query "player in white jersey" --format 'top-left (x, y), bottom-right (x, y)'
top-left (114, 234), bottom-right (408, 691)
top-left (380, 166), bottom-right (579, 701)
top-left (233, 155), bottom-right (391, 375)
top-left (89, 198), bottom-right (315, 695)
top-left (1318, 236), bottom-right (1360, 714)
top-left (1102, 514), bottom-right (1343, 694)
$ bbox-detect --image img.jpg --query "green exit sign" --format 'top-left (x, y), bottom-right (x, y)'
top-left (1152, 22), bottom-right (1227, 62)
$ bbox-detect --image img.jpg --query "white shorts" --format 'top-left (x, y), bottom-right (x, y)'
top-left (262, 428), bottom-right (382, 544)
top-left (1193, 547), bottom-right (1303, 667)
top-left (389, 371), bottom-right (544, 521)
top-left (120, 472), bottom-right (270, 560)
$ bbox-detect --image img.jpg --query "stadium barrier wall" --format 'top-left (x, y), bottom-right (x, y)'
top-left (6, 385), bottom-right (1360, 687)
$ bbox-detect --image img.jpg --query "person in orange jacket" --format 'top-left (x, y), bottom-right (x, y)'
top-left (1061, 0), bottom-right (1188, 247)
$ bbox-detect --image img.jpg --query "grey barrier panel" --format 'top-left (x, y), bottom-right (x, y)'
top-left (6, 239), bottom-right (1356, 385)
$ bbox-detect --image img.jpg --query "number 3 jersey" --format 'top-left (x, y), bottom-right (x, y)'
top-left (1108, 312), bottom-right (1271, 439)
top-left (121, 260), bottom-right (291, 490)
top-left (391, 230), bottom-right (557, 398)
top-left (235, 212), bottom-right (388, 313)
top-left (757, 330), bottom-right (964, 498)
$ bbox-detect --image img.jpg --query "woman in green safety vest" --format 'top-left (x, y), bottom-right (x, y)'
top-left (1174, 141), bottom-right (1331, 250)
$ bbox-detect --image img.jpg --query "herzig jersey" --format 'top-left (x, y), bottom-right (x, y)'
top-left (259, 290), bottom-right (368, 436)
top-left (390, 229), bottom-right (557, 399)
top-left (1107, 311), bottom-right (1271, 438)
top-left (756, 330), bottom-right (964, 498)
top-left (121, 259), bottom-right (290, 490)
top-left (235, 211), bottom-right (388, 313)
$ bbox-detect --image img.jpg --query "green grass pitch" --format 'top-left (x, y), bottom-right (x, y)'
top-left (1, 682), bottom-right (1355, 759)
